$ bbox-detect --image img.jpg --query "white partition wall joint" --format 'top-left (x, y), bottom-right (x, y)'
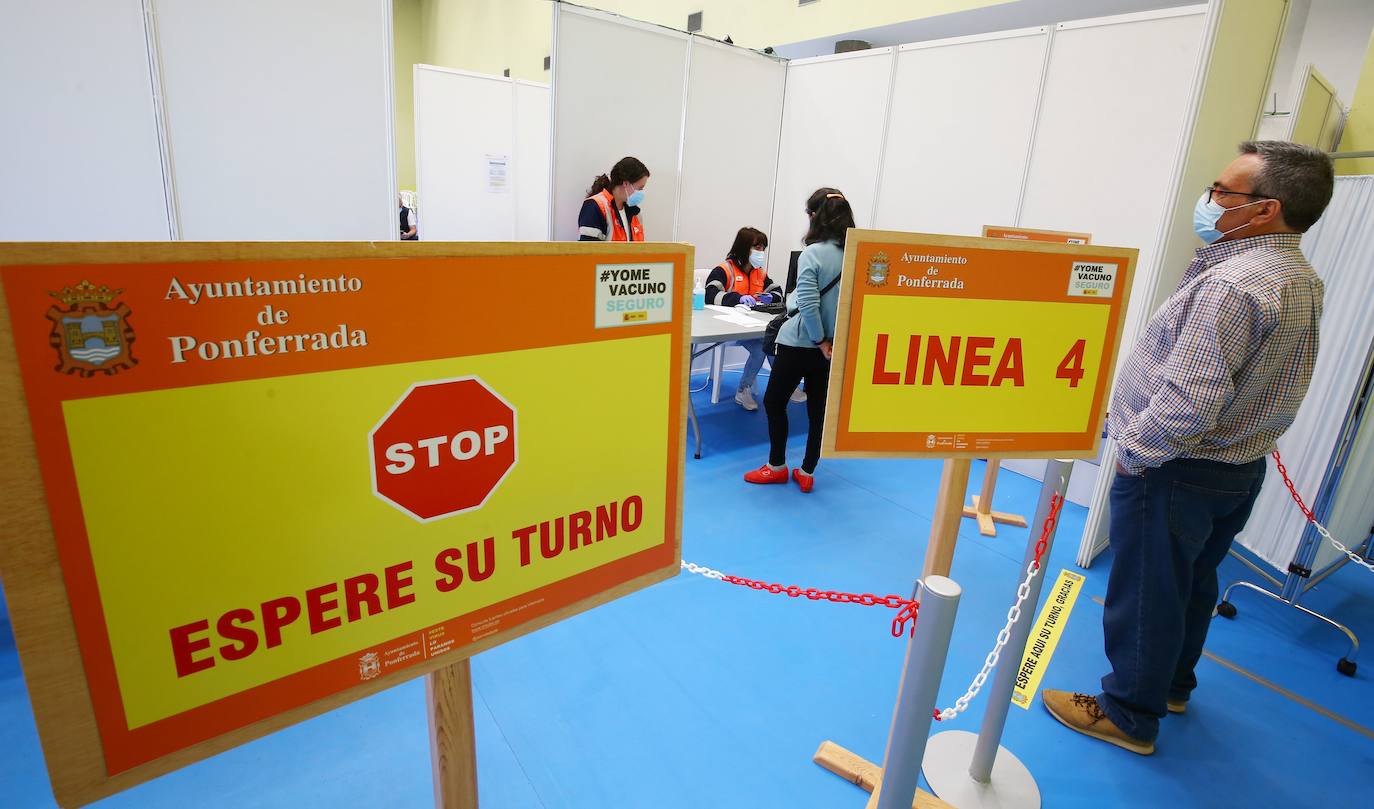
top-left (141, 0), bottom-right (181, 240)
top-left (867, 49), bottom-right (901, 230)
top-left (547, 0), bottom-right (561, 241)
top-left (381, 0), bottom-right (398, 240)
top-left (766, 59), bottom-right (790, 276)
top-left (671, 38), bottom-right (694, 242)
top-left (1011, 26), bottom-right (1055, 228)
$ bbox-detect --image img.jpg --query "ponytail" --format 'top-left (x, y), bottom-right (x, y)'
top-left (587, 157), bottom-right (650, 198)
top-left (585, 173), bottom-right (612, 197)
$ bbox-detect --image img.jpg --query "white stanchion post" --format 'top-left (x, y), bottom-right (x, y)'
top-left (873, 575), bottom-right (961, 809)
top-left (921, 459), bottom-right (1072, 809)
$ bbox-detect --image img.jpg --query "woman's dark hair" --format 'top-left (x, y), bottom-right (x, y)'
top-left (805, 187), bottom-right (841, 216)
top-left (586, 156), bottom-right (651, 196)
top-left (803, 188), bottom-right (856, 246)
top-left (726, 226), bottom-right (768, 267)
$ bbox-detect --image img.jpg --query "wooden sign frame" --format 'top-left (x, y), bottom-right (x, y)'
top-left (0, 241), bottom-right (691, 806)
top-left (980, 225), bottom-right (1093, 244)
top-left (821, 230), bottom-right (1136, 461)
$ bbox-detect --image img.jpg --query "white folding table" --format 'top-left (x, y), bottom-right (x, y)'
top-left (687, 306), bottom-right (773, 458)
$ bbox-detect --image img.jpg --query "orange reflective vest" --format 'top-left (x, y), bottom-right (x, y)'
top-left (718, 258), bottom-right (767, 296)
top-left (588, 189), bottom-right (644, 242)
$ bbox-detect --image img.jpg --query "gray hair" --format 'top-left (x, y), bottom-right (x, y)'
top-left (1239, 140), bottom-right (1334, 232)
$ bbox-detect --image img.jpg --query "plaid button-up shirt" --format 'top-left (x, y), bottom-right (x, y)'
top-left (1110, 233), bottom-right (1324, 475)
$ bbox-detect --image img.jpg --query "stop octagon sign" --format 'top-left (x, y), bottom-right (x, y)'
top-left (369, 377), bottom-right (518, 522)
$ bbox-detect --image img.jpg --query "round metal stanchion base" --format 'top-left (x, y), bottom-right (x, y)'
top-left (921, 730), bottom-right (1041, 809)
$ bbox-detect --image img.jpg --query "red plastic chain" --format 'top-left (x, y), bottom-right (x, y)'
top-left (1271, 450), bottom-right (1316, 523)
top-left (1032, 494), bottom-right (1065, 569)
top-left (717, 575), bottom-right (921, 639)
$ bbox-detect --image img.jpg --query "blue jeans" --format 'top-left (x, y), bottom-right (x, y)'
top-left (737, 339), bottom-right (766, 390)
top-left (1097, 457), bottom-right (1265, 742)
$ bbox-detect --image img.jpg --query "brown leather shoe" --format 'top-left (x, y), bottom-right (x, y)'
top-left (1042, 690), bottom-right (1155, 755)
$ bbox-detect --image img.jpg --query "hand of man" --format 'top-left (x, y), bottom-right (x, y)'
top-left (818, 340), bottom-right (833, 360)
top-left (757, 293), bottom-right (774, 305)
top-left (1116, 461), bottom-right (1138, 477)
top-left (739, 295), bottom-right (758, 307)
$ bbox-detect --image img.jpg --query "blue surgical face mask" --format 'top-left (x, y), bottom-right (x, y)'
top-left (1193, 191), bottom-right (1266, 244)
top-left (627, 188), bottom-right (645, 207)
top-left (749, 249), bottom-right (766, 269)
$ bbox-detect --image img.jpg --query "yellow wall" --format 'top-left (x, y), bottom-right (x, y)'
top-left (394, 0), bottom-right (1012, 192)
top-left (421, 0), bottom-right (553, 82)
top-left (394, 0), bottom-right (423, 190)
top-left (410, 0), bottom-right (1012, 82)
top-left (1337, 30), bottom-right (1374, 175)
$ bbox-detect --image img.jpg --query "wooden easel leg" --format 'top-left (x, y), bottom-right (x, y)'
top-left (428, 659), bottom-right (479, 809)
top-left (960, 460), bottom-right (1029, 537)
top-left (923, 459), bottom-right (972, 578)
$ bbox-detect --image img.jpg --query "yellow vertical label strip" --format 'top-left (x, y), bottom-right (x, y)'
top-left (1011, 568), bottom-right (1084, 709)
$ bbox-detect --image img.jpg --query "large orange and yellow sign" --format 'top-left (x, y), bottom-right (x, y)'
top-left (823, 231), bottom-right (1135, 459)
top-left (0, 242), bottom-right (690, 803)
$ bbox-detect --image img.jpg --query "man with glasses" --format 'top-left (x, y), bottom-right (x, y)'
top-left (1043, 141), bottom-right (1335, 755)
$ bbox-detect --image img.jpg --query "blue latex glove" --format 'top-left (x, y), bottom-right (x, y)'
top-left (756, 293), bottom-right (775, 305)
top-left (739, 295), bottom-right (758, 307)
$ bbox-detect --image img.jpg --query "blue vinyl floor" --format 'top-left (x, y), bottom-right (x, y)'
top-left (2, 370), bottom-right (1372, 808)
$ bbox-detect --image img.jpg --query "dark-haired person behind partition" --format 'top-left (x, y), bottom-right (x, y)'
top-left (578, 156), bottom-right (650, 242)
top-left (704, 226), bottom-right (782, 410)
top-left (744, 189), bottom-right (855, 493)
top-left (1042, 141), bottom-right (1334, 757)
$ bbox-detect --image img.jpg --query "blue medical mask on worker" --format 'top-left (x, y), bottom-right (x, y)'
top-left (749, 249), bottom-right (766, 269)
top-left (626, 184), bottom-right (645, 207)
top-left (1192, 190), bottom-right (1269, 245)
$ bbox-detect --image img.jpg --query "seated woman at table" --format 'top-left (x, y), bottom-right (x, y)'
top-left (704, 226), bottom-right (782, 411)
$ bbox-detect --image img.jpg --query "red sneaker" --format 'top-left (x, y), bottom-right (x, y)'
top-left (744, 464), bottom-right (789, 484)
top-left (793, 468), bottom-right (814, 493)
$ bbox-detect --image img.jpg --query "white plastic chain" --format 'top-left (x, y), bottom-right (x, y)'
top-left (1311, 519), bottom-right (1374, 575)
top-left (935, 557), bottom-right (1044, 722)
top-left (680, 560), bottom-right (726, 580)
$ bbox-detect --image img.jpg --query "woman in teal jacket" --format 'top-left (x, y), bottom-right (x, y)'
top-left (744, 188), bottom-right (855, 493)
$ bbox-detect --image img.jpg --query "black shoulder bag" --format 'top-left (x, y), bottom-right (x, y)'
top-left (762, 274), bottom-right (841, 357)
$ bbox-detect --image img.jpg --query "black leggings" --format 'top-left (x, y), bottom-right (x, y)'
top-left (762, 344), bottom-right (831, 473)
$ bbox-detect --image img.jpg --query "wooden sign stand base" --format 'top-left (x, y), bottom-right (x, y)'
top-left (428, 660), bottom-right (479, 809)
top-left (808, 460), bottom-right (967, 808)
top-left (960, 460), bottom-right (1027, 538)
top-left (814, 741), bottom-right (954, 809)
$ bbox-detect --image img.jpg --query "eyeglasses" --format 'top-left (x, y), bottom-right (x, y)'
top-left (1206, 186), bottom-right (1271, 205)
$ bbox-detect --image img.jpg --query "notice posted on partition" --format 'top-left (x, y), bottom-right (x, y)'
top-left (1011, 568), bottom-right (1085, 709)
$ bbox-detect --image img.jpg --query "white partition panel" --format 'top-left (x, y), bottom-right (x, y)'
top-left (676, 39), bottom-right (787, 267)
top-left (770, 49), bottom-right (895, 267)
top-left (514, 81), bottom-right (552, 241)
top-left (1019, 9), bottom-right (1206, 277)
top-left (152, 0), bottom-right (393, 240)
top-left (416, 67), bottom-right (517, 241)
top-left (0, 0), bottom-right (171, 240)
top-left (874, 29), bottom-right (1049, 236)
top-left (551, 6), bottom-right (688, 242)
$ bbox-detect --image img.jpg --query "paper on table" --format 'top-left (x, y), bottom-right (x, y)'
top-left (714, 312), bottom-right (766, 328)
